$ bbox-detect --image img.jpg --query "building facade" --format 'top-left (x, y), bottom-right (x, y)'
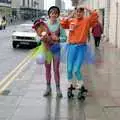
top-left (61, 0), bottom-right (65, 10)
top-left (0, 0), bottom-right (12, 17)
top-left (79, 0), bottom-right (120, 48)
top-left (79, 0), bottom-right (110, 42)
top-left (78, 0), bottom-right (120, 48)
top-left (11, 0), bottom-right (44, 20)
top-left (109, 0), bottom-right (120, 48)
top-left (55, 0), bottom-right (61, 9)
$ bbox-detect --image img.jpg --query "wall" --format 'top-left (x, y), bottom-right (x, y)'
top-left (117, 3), bottom-right (120, 48)
top-left (11, 0), bottom-right (21, 8)
top-left (80, 0), bottom-right (110, 40)
top-left (109, 0), bottom-right (120, 48)
top-left (109, 0), bottom-right (117, 46)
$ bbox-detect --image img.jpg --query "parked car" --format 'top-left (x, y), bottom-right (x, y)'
top-left (12, 24), bottom-right (40, 48)
top-left (32, 16), bottom-right (48, 23)
top-left (40, 16), bottom-right (48, 21)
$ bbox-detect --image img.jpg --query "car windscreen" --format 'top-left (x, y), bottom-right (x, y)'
top-left (15, 25), bottom-right (34, 32)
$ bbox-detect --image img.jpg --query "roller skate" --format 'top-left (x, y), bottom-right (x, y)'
top-left (77, 86), bottom-right (88, 102)
top-left (67, 84), bottom-right (75, 99)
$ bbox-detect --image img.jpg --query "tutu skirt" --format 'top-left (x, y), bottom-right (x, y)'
top-left (32, 42), bottom-right (95, 65)
top-left (32, 42), bottom-right (53, 64)
top-left (60, 43), bottom-right (95, 64)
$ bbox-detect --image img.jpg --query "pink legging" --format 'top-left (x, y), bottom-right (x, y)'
top-left (45, 56), bottom-right (60, 86)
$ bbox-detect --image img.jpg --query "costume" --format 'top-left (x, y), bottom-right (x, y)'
top-left (32, 18), bottom-right (67, 97)
top-left (61, 10), bottom-right (98, 100)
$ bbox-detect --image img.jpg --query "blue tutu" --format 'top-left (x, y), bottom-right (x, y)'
top-left (49, 43), bottom-right (60, 54)
top-left (60, 43), bottom-right (68, 63)
top-left (60, 43), bottom-right (95, 64)
top-left (83, 44), bottom-right (95, 64)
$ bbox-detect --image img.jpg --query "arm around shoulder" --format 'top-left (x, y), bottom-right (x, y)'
top-left (59, 26), bottom-right (67, 42)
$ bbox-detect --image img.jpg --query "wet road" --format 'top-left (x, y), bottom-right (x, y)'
top-left (0, 25), bottom-right (31, 80)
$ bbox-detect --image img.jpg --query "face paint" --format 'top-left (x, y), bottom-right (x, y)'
top-left (35, 24), bottom-right (48, 37)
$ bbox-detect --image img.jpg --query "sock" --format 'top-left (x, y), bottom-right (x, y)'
top-left (68, 81), bottom-right (72, 88)
top-left (68, 80), bottom-right (76, 88)
top-left (76, 80), bottom-right (84, 89)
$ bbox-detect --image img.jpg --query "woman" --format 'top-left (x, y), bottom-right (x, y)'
top-left (92, 20), bottom-right (103, 47)
top-left (33, 6), bottom-right (67, 97)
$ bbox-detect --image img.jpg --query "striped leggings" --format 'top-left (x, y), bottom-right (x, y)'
top-left (45, 56), bottom-right (60, 86)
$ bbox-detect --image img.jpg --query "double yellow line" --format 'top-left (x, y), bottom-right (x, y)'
top-left (0, 49), bottom-right (36, 94)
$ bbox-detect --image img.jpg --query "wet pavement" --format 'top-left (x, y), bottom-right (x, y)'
top-left (0, 40), bottom-right (120, 120)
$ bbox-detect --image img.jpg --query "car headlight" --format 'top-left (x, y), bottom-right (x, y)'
top-left (12, 36), bottom-right (16, 39)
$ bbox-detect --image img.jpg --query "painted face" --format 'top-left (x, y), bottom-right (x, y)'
top-left (76, 8), bottom-right (84, 19)
top-left (35, 24), bottom-right (47, 37)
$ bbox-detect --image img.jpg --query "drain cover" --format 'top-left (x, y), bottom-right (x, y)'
top-left (1, 90), bottom-right (10, 96)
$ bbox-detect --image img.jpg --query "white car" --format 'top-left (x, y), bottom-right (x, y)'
top-left (12, 24), bottom-right (40, 48)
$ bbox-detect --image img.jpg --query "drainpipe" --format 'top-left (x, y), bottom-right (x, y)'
top-left (115, 1), bottom-right (118, 47)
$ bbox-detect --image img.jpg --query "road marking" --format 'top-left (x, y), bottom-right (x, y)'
top-left (0, 56), bottom-right (29, 86)
top-left (0, 59), bottom-right (30, 94)
top-left (0, 53), bottom-right (31, 87)
top-left (0, 48), bottom-right (37, 94)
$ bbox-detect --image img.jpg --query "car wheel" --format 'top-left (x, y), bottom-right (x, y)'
top-left (12, 41), bottom-right (17, 48)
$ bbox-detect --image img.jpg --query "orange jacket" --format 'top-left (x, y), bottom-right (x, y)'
top-left (60, 11), bottom-right (98, 44)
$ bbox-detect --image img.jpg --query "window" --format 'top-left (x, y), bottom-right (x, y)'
top-left (28, 0), bottom-right (29, 7)
top-left (31, 0), bottom-right (33, 7)
top-left (23, 0), bottom-right (25, 6)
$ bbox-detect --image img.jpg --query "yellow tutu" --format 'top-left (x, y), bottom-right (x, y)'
top-left (32, 42), bottom-right (53, 64)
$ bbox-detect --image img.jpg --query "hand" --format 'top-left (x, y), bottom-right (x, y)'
top-left (51, 33), bottom-right (59, 41)
top-left (40, 35), bottom-right (47, 41)
top-left (67, 10), bottom-right (76, 19)
top-left (40, 32), bottom-right (48, 41)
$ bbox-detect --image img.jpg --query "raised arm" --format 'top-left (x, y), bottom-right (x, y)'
top-left (60, 10), bottom-right (75, 29)
top-left (85, 8), bottom-right (99, 28)
top-left (59, 26), bottom-right (67, 42)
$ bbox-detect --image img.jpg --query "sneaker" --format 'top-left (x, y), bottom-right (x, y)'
top-left (56, 88), bottom-right (63, 98)
top-left (43, 87), bottom-right (52, 97)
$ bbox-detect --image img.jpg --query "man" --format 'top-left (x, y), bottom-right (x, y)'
top-left (61, 6), bottom-right (98, 99)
